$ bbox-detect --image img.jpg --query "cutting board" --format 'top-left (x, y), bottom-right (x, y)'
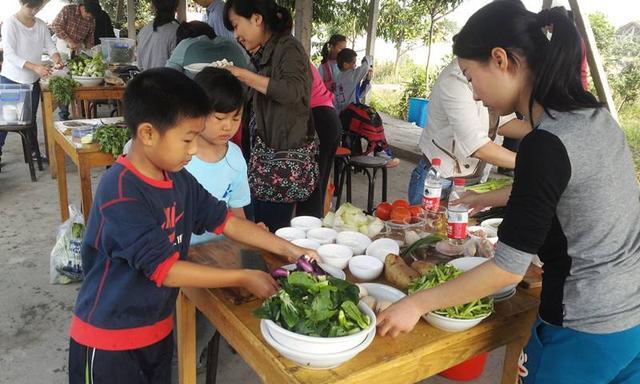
top-left (188, 239), bottom-right (283, 305)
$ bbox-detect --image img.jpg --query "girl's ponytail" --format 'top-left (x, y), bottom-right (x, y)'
top-left (531, 8), bottom-right (599, 116)
top-left (321, 42), bottom-right (330, 64)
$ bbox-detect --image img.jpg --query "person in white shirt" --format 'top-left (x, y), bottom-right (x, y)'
top-left (0, 0), bottom-right (63, 165)
top-left (407, 58), bottom-right (527, 205)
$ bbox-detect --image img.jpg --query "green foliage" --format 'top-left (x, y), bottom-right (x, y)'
top-left (620, 105), bottom-right (640, 177)
top-left (48, 77), bottom-right (78, 106)
top-left (94, 124), bottom-right (131, 157)
top-left (100, 0), bottom-right (154, 34)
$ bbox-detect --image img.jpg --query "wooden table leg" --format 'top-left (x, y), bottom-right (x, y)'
top-left (78, 157), bottom-right (93, 223)
top-left (177, 290), bottom-right (197, 384)
top-left (54, 141), bottom-right (69, 221)
top-left (41, 91), bottom-right (57, 178)
top-left (501, 334), bottom-right (529, 384)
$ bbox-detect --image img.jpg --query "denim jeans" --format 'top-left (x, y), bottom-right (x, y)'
top-left (0, 75), bottom-right (41, 155)
top-left (408, 158), bottom-right (452, 206)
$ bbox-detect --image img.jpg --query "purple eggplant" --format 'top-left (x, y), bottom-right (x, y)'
top-left (296, 255), bottom-right (315, 274)
top-left (310, 259), bottom-right (327, 276)
top-left (270, 268), bottom-right (290, 279)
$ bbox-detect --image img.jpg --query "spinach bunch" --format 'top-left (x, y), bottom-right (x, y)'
top-left (48, 77), bottom-right (78, 106)
top-left (94, 124), bottom-right (131, 157)
top-left (254, 272), bottom-right (370, 337)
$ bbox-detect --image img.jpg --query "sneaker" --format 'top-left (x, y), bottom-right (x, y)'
top-left (375, 149), bottom-right (400, 168)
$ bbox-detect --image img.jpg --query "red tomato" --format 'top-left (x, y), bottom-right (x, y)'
top-left (392, 199), bottom-right (410, 209)
top-left (390, 207), bottom-right (411, 223)
top-left (375, 202), bottom-right (393, 221)
top-left (409, 205), bottom-right (424, 218)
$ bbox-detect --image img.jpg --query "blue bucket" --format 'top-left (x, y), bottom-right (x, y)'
top-left (408, 97), bottom-right (429, 128)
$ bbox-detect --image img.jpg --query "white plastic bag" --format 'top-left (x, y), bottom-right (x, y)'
top-left (50, 205), bottom-right (85, 284)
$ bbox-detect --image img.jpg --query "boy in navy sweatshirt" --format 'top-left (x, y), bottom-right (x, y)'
top-left (68, 68), bottom-right (318, 384)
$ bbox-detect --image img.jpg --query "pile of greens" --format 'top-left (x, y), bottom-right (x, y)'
top-left (466, 178), bottom-right (513, 194)
top-left (94, 124), bottom-right (131, 156)
top-left (68, 52), bottom-right (107, 77)
top-left (48, 77), bottom-right (78, 106)
top-left (408, 264), bottom-right (494, 320)
top-left (254, 272), bottom-right (371, 337)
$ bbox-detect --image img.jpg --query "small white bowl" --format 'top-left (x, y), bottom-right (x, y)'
top-left (365, 238), bottom-right (400, 263)
top-left (467, 225), bottom-right (498, 244)
top-left (72, 75), bottom-right (104, 87)
top-left (263, 301), bottom-right (376, 354)
top-left (349, 255), bottom-right (383, 281)
top-left (260, 313), bottom-right (376, 369)
top-left (275, 227), bottom-right (306, 242)
top-left (481, 218), bottom-right (503, 232)
top-left (282, 263), bottom-right (346, 280)
top-left (290, 216), bottom-right (323, 233)
top-left (317, 243), bottom-right (353, 270)
top-left (336, 231), bottom-right (372, 255)
top-left (425, 311), bottom-right (491, 332)
top-left (291, 238), bottom-right (321, 250)
top-left (307, 227), bottom-right (338, 245)
top-left (447, 257), bottom-right (516, 299)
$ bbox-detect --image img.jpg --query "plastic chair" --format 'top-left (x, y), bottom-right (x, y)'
top-left (0, 123), bottom-right (43, 181)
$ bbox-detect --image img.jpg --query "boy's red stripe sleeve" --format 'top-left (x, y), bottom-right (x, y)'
top-left (212, 211), bottom-right (233, 235)
top-left (150, 252), bottom-right (180, 287)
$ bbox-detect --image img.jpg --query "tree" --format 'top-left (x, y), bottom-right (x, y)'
top-left (418, 0), bottom-right (463, 88)
top-left (377, 0), bottom-right (428, 78)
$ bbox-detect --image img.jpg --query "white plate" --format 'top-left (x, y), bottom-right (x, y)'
top-left (365, 238), bottom-right (400, 263)
top-left (358, 283), bottom-right (406, 303)
top-left (492, 287), bottom-right (516, 302)
top-left (282, 263), bottom-right (346, 280)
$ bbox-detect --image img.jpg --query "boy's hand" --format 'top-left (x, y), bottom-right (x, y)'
top-left (366, 69), bottom-right (374, 81)
top-left (286, 245), bottom-right (320, 264)
top-left (376, 296), bottom-right (424, 337)
top-left (242, 270), bottom-right (279, 299)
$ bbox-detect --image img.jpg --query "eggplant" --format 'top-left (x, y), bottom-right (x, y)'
top-left (310, 259), bottom-right (327, 276)
top-left (296, 255), bottom-right (315, 274)
top-left (270, 268), bottom-right (290, 279)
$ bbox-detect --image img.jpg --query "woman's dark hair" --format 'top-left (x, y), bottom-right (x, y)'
top-left (337, 48), bottom-right (357, 71)
top-left (151, 0), bottom-right (179, 32)
top-left (223, 0), bottom-right (293, 35)
top-left (123, 68), bottom-right (211, 137)
top-left (20, 0), bottom-right (45, 8)
top-left (453, 1), bottom-right (600, 123)
top-left (176, 21), bottom-right (216, 44)
top-left (321, 34), bottom-right (347, 64)
top-left (194, 68), bottom-right (246, 114)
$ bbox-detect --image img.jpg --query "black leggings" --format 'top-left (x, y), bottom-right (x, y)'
top-left (296, 106), bottom-right (342, 217)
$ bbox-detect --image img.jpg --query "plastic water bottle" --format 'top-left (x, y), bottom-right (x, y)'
top-left (447, 178), bottom-right (468, 245)
top-left (422, 158), bottom-right (442, 212)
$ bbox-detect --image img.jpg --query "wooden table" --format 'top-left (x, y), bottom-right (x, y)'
top-left (41, 84), bottom-right (125, 178)
top-left (177, 240), bottom-right (539, 384)
top-left (52, 117), bottom-right (121, 222)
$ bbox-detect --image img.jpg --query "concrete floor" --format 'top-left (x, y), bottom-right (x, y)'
top-left (0, 111), bottom-right (506, 383)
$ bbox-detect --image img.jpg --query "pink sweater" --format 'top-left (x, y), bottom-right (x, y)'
top-left (310, 63), bottom-right (335, 109)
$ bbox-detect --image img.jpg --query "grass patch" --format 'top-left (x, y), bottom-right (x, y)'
top-left (619, 104), bottom-right (640, 180)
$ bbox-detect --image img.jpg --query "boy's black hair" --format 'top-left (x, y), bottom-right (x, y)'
top-left (193, 68), bottom-right (245, 114)
top-left (337, 48), bottom-right (357, 71)
top-left (176, 21), bottom-right (216, 45)
top-left (20, 0), bottom-right (45, 8)
top-left (123, 68), bottom-right (212, 138)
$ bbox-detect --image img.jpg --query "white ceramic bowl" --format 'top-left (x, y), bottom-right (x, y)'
top-left (291, 238), bottom-right (321, 250)
top-left (72, 75), bottom-right (104, 87)
top-left (275, 227), bottom-right (306, 242)
top-left (359, 283), bottom-right (406, 303)
top-left (290, 216), bottom-right (323, 233)
top-left (467, 225), bottom-right (498, 244)
top-left (348, 255), bottom-right (383, 281)
top-left (260, 316), bottom-right (375, 369)
top-left (424, 311), bottom-right (491, 332)
top-left (307, 228), bottom-right (338, 245)
top-left (263, 301), bottom-right (376, 355)
top-left (336, 231), bottom-right (372, 255)
top-left (447, 257), bottom-right (517, 299)
top-left (481, 218), bottom-right (503, 232)
top-left (282, 263), bottom-right (346, 280)
top-left (365, 238), bottom-right (400, 263)
top-left (317, 244), bottom-right (353, 270)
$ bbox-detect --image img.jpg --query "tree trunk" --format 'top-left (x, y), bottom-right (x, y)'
top-left (294, 0), bottom-right (313, 55)
top-left (425, 16), bottom-right (435, 95)
top-left (393, 40), bottom-right (403, 80)
top-left (116, 0), bottom-right (125, 24)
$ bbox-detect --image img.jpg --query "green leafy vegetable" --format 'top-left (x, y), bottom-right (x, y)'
top-left (254, 272), bottom-right (371, 337)
top-left (69, 52), bottom-right (107, 77)
top-left (94, 124), bottom-right (131, 157)
top-left (466, 178), bottom-right (513, 194)
top-left (48, 77), bottom-right (78, 105)
top-left (408, 264), bottom-right (494, 320)
top-left (71, 223), bottom-right (84, 239)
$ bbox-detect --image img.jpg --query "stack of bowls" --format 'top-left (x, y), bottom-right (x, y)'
top-left (260, 302), bottom-right (377, 369)
top-left (317, 244), bottom-right (353, 270)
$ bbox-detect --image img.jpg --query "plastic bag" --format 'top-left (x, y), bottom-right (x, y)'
top-left (50, 205), bottom-right (85, 284)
